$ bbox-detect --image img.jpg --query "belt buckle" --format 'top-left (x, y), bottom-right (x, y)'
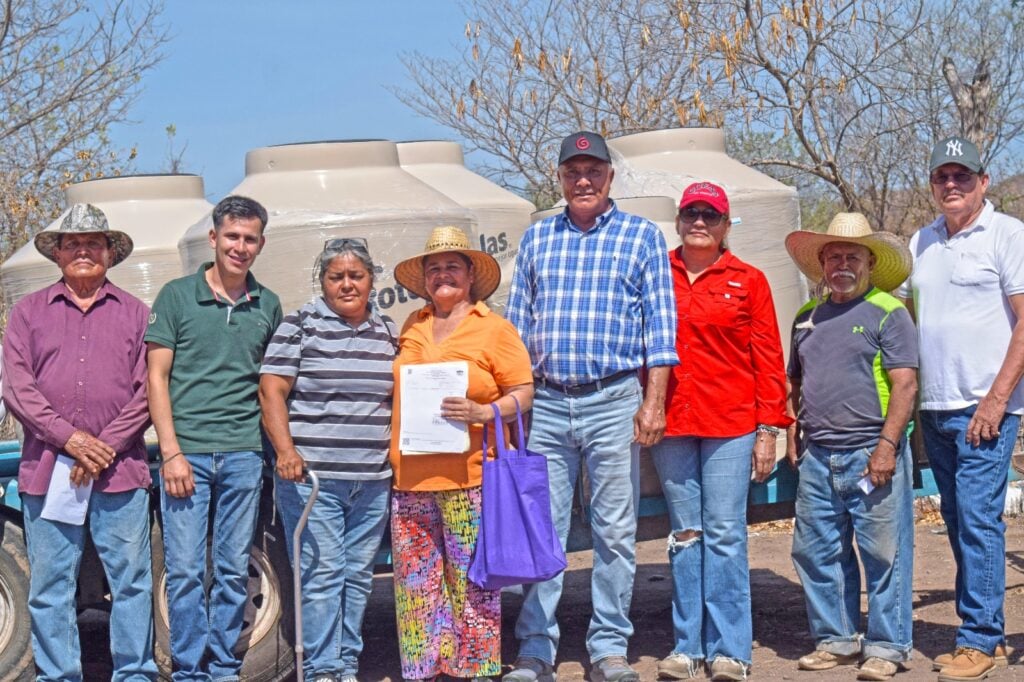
top-left (564, 382), bottom-right (586, 397)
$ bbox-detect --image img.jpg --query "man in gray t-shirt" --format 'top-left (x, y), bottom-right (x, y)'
top-left (782, 214), bottom-right (918, 680)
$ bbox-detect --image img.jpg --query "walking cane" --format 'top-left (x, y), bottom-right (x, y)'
top-left (292, 468), bottom-right (320, 682)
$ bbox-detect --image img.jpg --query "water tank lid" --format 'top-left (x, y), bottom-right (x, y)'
top-left (65, 174), bottom-right (206, 204)
top-left (245, 140), bottom-right (400, 175)
top-left (396, 140), bottom-right (464, 165)
top-left (610, 128), bottom-right (726, 156)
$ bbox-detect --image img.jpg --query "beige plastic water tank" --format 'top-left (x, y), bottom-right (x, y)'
top-left (178, 140), bottom-right (477, 322)
top-left (397, 141), bottom-right (535, 314)
top-left (1, 174), bottom-right (211, 307)
top-left (608, 127), bottom-right (805, 357)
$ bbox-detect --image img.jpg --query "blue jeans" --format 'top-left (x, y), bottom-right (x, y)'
top-left (791, 440), bottom-right (914, 662)
top-left (920, 407), bottom-right (1020, 654)
top-left (650, 433), bottom-right (756, 665)
top-left (275, 476), bottom-right (389, 679)
top-left (160, 451), bottom-right (263, 681)
top-left (514, 374), bottom-right (642, 665)
top-left (22, 488), bottom-right (157, 682)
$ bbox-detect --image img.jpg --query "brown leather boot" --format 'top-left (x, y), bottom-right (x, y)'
top-left (937, 647), bottom-right (995, 681)
top-left (932, 644), bottom-right (1008, 671)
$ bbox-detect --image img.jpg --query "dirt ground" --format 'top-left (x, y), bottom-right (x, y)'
top-left (79, 513), bottom-right (1024, 681)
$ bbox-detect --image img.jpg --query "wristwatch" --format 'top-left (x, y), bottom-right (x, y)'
top-left (756, 424), bottom-right (780, 436)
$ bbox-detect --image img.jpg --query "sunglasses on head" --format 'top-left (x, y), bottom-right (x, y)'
top-left (679, 207), bottom-right (725, 226)
top-left (324, 237), bottom-right (369, 251)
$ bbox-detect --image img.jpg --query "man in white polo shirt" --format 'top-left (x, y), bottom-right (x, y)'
top-left (900, 135), bottom-right (1024, 682)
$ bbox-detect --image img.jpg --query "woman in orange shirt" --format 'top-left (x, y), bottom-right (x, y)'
top-left (390, 226), bottom-right (534, 682)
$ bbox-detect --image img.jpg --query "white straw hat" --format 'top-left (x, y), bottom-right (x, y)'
top-left (784, 213), bottom-right (912, 292)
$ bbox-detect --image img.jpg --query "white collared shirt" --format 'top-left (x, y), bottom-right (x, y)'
top-left (900, 200), bottom-right (1024, 412)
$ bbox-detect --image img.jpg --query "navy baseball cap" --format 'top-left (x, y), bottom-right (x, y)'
top-left (558, 131), bottom-right (611, 165)
top-left (929, 136), bottom-right (983, 173)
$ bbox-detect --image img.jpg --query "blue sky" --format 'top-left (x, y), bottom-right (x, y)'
top-left (109, 1), bottom-right (468, 200)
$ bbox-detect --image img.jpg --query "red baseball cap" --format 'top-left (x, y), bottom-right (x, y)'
top-left (678, 182), bottom-right (729, 215)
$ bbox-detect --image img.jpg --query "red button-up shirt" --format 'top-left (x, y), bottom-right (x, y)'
top-left (3, 280), bottom-right (151, 495)
top-left (664, 248), bottom-right (792, 438)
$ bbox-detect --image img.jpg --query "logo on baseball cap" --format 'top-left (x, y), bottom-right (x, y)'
top-left (929, 136), bottom-right (983, 173)
top-left (678, 181), bottom-right (729, 215)
top-left (558, 131), bottom-right (611, 165)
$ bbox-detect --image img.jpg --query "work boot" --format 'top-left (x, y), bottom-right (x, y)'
top-left (591, 655), bottom-right (639, 682)
top-left (797, 650), bottom-right (859, 671)
top-left (657, 653), bottom-right (702, 679)
top-left (932, 644), bottom-right (1008, 671)
top-left (857, 657), bottom-right (898, 680)
top-left (502, 657), bottom-right (555, 682)
top-left (937, 648), bottom-right (995, 682)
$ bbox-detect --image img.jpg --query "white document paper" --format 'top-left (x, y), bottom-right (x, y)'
top-left (41, 454), bottom-right (93, 525)
top-left (399, 361), bottom-right (470, 454)
top-left (857, 474), bottom-right (876, 495)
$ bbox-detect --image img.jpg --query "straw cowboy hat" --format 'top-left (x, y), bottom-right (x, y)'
top-left (785, 213), bottom-right (912, 292)
top-left (34, 203), bottom-right (134, 267)
top-left (394, 226), bottom-right (501, 301)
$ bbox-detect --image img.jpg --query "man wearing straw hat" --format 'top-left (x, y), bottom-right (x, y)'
top-left (898, 136), bottom-right (1024, 681)
top-left (2, 204), bottom-right (157, 679)
top-left (504, 131), bottom-right (678, 682)
top-left (784, 213), bottom-right (918, 681)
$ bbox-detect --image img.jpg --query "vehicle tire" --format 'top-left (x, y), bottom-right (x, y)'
top-left (0, 518), bottom-right (34, 681)
top-left (151, 496), bottom-right (295, 681)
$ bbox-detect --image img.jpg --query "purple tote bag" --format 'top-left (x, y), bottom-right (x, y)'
top-left (467, 399), bottom-right (567, 590)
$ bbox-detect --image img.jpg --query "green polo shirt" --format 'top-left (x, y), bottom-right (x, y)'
top-left (145, 263), bottom-right (283, 453)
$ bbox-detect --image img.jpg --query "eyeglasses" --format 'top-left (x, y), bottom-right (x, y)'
top-left (929, 171), bottom-right (977, 186)
top-left (679, 207), bottom-right (725, 226)
top-left (324, 237), bottom-right (368, 251)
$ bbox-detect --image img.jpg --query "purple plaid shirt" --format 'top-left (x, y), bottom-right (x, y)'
top-left (3, 280), bottom-right (151, 495)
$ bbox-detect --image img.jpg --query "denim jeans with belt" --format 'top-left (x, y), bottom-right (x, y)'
top-left (513, 373), bottom-right (642, 665)
top-left (276, 476), bottom-right (389, 679)
top-left (650, 433), bottom-right (757, 665)
top-left (791, 439), bottom-right (914, 662)
top-left (160, 451), bottom-right (263, 682)
top-left (919, 406), bottom-right (1020, 654)
top-left (22, 488), bottom-right (157, 682)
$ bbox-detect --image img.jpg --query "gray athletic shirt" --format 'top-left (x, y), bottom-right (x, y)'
top-left (787, 288), bottom-right (918, 449)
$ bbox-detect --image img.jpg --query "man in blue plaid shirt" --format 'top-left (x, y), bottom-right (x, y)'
top-left (503, 131), bottom-right (678, 682)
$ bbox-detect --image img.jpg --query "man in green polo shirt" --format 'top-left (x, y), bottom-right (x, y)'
top-left (146, 195), bottom-right (282, 681)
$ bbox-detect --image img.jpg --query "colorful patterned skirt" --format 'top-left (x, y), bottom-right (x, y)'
top-left (390, 487), bottom-right (501, 679)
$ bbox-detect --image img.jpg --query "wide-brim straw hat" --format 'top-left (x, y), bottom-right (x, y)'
top-left (784, 212), bottom-right (912, 292)
top-left (394, 226), bottom-right (501, 302)
top-left (34, 203), bottom-right (134, 267)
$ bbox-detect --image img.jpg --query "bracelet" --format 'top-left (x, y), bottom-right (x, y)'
top-left (878, 434), bottom-right (899, 450)
top-left (756, 424), bottom-right (780, 436)
top-left (160, 452), bottom-right (184, 468)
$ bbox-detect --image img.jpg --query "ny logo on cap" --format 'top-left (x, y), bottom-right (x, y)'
top-left (946, 139), bottom-right (963, 157)
top-left (576, 136), bottom-right (591, 151)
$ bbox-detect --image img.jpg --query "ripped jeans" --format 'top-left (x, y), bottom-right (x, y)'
top-left (650, 433), bottom-right (756, 664)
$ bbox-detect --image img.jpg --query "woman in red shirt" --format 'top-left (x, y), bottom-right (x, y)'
top-left (653, 182), bottom-right (791, 682)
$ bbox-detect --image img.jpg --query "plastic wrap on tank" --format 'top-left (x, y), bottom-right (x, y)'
top-left (397, 141), bottom-right (535, 315)
top-left (1, 175), bottom-right (213, 308)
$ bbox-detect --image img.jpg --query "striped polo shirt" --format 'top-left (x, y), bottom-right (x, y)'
top-left (260, 297), bottom-right (397, 480)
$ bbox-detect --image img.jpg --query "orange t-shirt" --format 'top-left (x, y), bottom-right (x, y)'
top-left (390, 301), bottom-right (533, 491)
